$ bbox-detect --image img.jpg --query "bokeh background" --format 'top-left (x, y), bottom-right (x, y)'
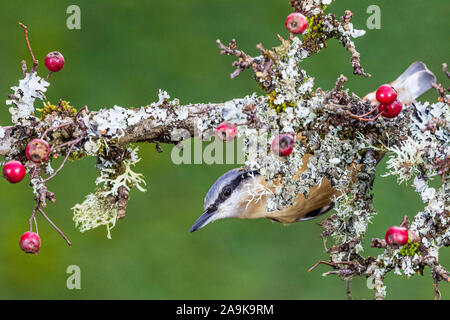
top-left (0, 0), bottom-right (448, 300)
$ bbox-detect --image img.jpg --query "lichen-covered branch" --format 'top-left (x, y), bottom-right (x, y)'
top-left (1, 0), bottom-right (448, 299)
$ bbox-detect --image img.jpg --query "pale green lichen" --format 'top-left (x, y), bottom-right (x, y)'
top-left (72, 147), bottom-right (147, 238)
top-left (72, 192), bottom-right (118, 239)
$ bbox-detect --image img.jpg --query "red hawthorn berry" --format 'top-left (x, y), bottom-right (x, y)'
top-left (385, 226), bottom-right (409, 247)
top-left (375, 84), bottom-right (397, 105)
top-left (285, 12), bottom-right (308, 34)
top-left (379, 100), bottom-right (403, 119)
top-left (216, 122), bottom-right (237, 142)
top-left (271, 133), bottom-right (295, 157)
top-left (19, 231), bottom-right (41, 254)
top-left (3, 160), bottom-right (26, 183)
top-left (44, 51), bottom-right (65, 72)
top-left (25, 139), bottom-right (50, 163)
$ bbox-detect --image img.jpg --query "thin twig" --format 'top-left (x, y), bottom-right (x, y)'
top-left (29, 205), bottom-right (38, 232)
top-left (358, 105), bottom-right (378, 118)
top-left (346, 279), bottom-right (353, 300)
top-left (41, 122), bottom-right (72, 139)
top-left (434, 281), bottom-right (441, 300)
top-left (50, 140), bottom-right (77, 153)
top-left (33, 215), bottom-right (39, 235)
top-left (308, 260), bottom-right (354, 272)
top-left (45, 71), bottom-right (53, 82)
top-left (44, 139), bottom-right (81, 183)
top-left (350, 113), bottom-right (381, 122)
top-left (37, 206), bottom-right (71, 246)
top-left (30, 201), bottom-right (40, 234)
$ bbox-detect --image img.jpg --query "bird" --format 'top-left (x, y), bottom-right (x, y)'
top-left (189, 61), bottom-right (437, 232)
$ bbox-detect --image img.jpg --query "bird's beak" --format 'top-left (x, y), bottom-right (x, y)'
top-left (189, 209), bottom-right (217, 232)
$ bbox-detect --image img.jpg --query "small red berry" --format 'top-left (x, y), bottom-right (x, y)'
top-left (3, 160), bottom-right (26, 183)
top-left (19, 231), bottom-right (41, 254)
top-left (44, 51), bottom-right (65, 72)
top-left (216, 122), bottom-right (237, 142)
top-left (379, 100), bottom-right (403, 118)
top-left (375, 84), bottom-right (397, 105)
top-left (285, 12), bottom-right (308, 34)
top-left (271, 133), bottom-right (295, 157)
top-left (25, 139), bottom-right (50, 163)
top-left (385, 226), bottom-right (409, 247)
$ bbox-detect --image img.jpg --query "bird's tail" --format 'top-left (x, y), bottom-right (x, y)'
top-left (363, 61), bottom-right (436, 105)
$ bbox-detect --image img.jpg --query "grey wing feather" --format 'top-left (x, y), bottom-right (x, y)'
top-left (392, 61), bottom-right (436, 105)
top-left (395, 61), bottom-right (430, 80)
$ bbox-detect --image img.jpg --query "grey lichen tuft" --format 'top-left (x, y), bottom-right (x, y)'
top-left (6, 73), bottom-right (49, 125)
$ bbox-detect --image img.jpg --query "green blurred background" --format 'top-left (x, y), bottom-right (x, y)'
top-left (0, 0), bottom-right (448, 300)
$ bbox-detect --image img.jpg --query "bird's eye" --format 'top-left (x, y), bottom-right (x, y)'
top-left (222, 187), bottom-right (232, 198)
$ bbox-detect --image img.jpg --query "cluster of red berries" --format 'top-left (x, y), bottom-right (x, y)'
top-left (3, 138), bottom-right (51, 183)
top-left (376, 85), bottom-right (403, 119)
top-left (350, 84), bottom-right (403, 122)
top-left (5, 25), bottom-right (65, 254)
top-left (2, 138), bottom-right (51, 254)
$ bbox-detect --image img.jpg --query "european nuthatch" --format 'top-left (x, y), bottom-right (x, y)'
top-left (190, 62), bottom-right (436, 232)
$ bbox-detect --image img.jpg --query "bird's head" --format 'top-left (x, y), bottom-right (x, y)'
top-left (189, 168), bottom-right (260, 232)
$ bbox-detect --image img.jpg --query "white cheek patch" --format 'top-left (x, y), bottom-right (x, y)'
top-left (214, 191), bottom-right (244, 221)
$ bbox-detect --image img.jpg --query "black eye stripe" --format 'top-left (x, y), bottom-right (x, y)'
top-left (221, 171), bottom-right (256, 196)
top-left (205, 170), bottom-right (260, 213)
